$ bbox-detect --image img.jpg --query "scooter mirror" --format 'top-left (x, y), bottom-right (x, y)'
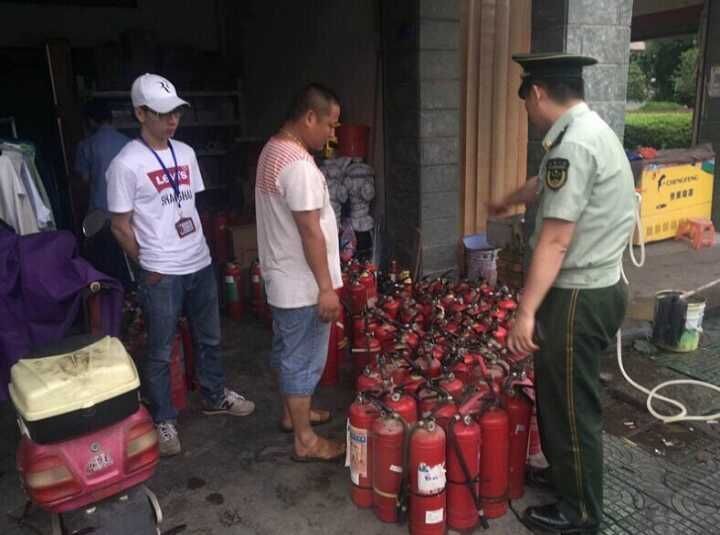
top-left (82, 209), bottom-right (110, 238)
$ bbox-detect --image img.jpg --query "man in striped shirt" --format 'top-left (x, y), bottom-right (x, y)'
top-left (255, 84), bottom-right (345, 462)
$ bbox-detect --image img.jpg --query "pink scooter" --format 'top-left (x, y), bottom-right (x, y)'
top-left (10, 335), bottom-right (162, 534)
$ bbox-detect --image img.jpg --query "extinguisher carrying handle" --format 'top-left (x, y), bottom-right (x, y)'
top-left (360, 391), bottom-right (396, 416)
top-left (448, 418), bottom-right (489, 530)
top-left (458, 391), bottom-right (492, 417)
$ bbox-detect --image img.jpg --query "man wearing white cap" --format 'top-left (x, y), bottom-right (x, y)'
top-left (106, 74), bottom-right (255, 456)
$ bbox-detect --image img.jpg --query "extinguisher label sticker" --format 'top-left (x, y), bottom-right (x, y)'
top-left (425, 508), bottom-right (444, 524)
top-left (417, 463), bottom-right (446, 495)
top-left (389, 464), bottom-right (403, 474)
top-left (349, 424), bottom-right (368, 479)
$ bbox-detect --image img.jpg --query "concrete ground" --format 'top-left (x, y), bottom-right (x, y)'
top-left (1, 237), bottom-right (719, 535)
top-left (622, 235), bottom-right (720, 323)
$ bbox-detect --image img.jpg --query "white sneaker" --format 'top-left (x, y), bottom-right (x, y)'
top-left (202, 388), bottom-right (255, 417)
top-left (156, 421), bottom-right (181, 457)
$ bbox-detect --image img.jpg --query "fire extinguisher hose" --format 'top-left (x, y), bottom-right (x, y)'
top-left (396, 420), bottom-right (421, 525)
top-left (448, 416), bottom-right (489, 529)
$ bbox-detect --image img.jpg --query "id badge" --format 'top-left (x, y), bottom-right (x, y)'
top-left (175, 217), bottom-right (196, 238)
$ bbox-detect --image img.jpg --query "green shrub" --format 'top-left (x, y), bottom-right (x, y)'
top-left (637, 101), bottom-right (687, 113)
top-left (624, 112), bottom-right (692, 149)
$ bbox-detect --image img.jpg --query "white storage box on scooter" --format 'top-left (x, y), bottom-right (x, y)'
top-left (9, 335), bottom-right (140, 444)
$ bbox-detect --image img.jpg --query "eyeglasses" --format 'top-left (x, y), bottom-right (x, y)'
top-left (142, 106), bottom-right (186, 120)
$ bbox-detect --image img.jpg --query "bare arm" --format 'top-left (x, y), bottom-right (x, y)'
top-left (292, 209), bottom-right (340, 322)
top-left (507, 218), bottom-right (576, 355)
top-left (488, 176), bottom-right (539, 216)
top-left (110, 211), bottom-right (140, 262)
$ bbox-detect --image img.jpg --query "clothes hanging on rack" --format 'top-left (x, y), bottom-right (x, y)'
top-left (0, 141), bottom-right (56, 232)
top-left (0, 154), bottom-right (39, 234)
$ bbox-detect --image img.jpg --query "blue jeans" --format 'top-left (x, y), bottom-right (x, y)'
top-left (270, 305), bottom-right (331, 396)
top-left (138, 264), bottom-right (224, 423)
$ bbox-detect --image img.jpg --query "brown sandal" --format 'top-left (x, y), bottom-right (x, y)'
top-left (290, 437), bottom-right (345, 463)
top-left (279, 409), bottom-right (333, 433)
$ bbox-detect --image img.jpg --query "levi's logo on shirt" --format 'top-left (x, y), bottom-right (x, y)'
top-left (146, 165), bottom-right (191, 193)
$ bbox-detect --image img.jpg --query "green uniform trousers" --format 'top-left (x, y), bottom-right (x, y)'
top-left (534, 282), bottom-right (627, 526)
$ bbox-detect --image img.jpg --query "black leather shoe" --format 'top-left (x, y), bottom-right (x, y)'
top-left (525, 467), bottom-right (554, 491)
top-left (523, 503), bottom-right (598, 534)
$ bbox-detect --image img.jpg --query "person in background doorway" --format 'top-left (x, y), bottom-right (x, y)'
top-left (75, 99), bottom-right (131, 284)
top-left (76, 99), bottom-right (129, 213)
top-left (106, 74), bottom-right (255, 457)
top-left (255, 84), bottom-right (345, 462)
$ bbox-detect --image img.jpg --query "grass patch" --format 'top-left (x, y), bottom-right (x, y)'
top-left (624, 111), bottom-right (692, 149)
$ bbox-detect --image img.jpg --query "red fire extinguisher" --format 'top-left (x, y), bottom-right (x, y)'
top-left (384, 391), bottom-right (418, 425)
top-left (478, 406), bottom-right (509, 519)
top-left (430, 398), bottom-right (458, 431)
top-left (447, 414), bottom-right (486, 531)
top-left (439, 374), bottom-right (465, 400)
top-left (362, 267), bottom-right (378, 308)
top-left (408, 419), bottom-right (447, 535)
top-left (351, 279), bottom-right (368, 316)
top-left (371, 412), bottom-right (406, 523)
top-left (199, 210), bottom-right (212, 257)
top-left (356, 366), bottom-right (383, 393)
top-left (351, 335), bottom-right (381, 379)
top-left (527, 401), bottom-right (548, 469)
top-left (223, 262), bottom-right (244, 321)
top-left (504, 389), bottom-right (532, 500)
top-left (212, 211), bottom-right (229, 265)
top-left (382, 296), bottom-right (401, 320)
top-left (348, 395), bottom-right (381, 508)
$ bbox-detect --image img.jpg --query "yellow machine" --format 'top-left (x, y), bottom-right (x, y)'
top-left (636, 161), bottom-right (714, 244)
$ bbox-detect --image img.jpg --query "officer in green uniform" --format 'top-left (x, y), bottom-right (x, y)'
top-left (490, 53), bottom-right (637, 534)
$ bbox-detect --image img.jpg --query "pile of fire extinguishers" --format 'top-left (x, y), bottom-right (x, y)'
top-left (343, 259), bottom-right (546, 534)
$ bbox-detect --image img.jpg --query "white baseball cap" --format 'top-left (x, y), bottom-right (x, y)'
top-left (131, 73), bottom-right (190, 113)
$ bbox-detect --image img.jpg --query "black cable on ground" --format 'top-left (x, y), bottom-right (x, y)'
top-left (508, 499), bottom-right (535, 533)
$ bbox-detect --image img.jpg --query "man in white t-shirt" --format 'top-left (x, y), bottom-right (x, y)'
top-left (256, 84), bottom-right (344, 462)
top-left (107, 73), bottom-right (254, 457)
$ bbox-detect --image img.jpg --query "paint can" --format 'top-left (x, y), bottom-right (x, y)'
top-left (652, 290), bottom-right (705, 352)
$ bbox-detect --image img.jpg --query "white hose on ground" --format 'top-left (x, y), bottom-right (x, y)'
top-left (617, 192), bottom-right (720, 423)
top-left (616, 331), bottom-right (720, 423)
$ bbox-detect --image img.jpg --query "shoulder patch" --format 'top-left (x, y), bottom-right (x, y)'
top-left (545, 158), bottom-right (569, 190)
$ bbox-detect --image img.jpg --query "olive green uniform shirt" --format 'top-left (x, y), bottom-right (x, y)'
top-left (530, 103), bottom-right (636, 289)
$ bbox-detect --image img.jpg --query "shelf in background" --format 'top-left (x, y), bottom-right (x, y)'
top-left (90, 90), bottom-right (242, 98)
top-left (115, 120), bottom-right (244, 129)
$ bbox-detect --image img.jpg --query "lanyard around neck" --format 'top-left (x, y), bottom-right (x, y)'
top-left (140, 138), bottom-right (181, 208)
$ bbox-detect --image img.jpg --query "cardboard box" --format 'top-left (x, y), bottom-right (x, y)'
top-left (229, 224), bottom-right (258, 268)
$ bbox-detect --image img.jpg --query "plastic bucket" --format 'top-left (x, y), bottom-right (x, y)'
top-left (336, 124), bottom-right (370, 159)
top-left (463, 233), bottom-right (500, 286)
top-left (652, 290), bottom-right (705, 352)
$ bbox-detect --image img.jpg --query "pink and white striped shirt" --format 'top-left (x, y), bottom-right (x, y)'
top-left (255, 137), bottom-right (342, 308)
